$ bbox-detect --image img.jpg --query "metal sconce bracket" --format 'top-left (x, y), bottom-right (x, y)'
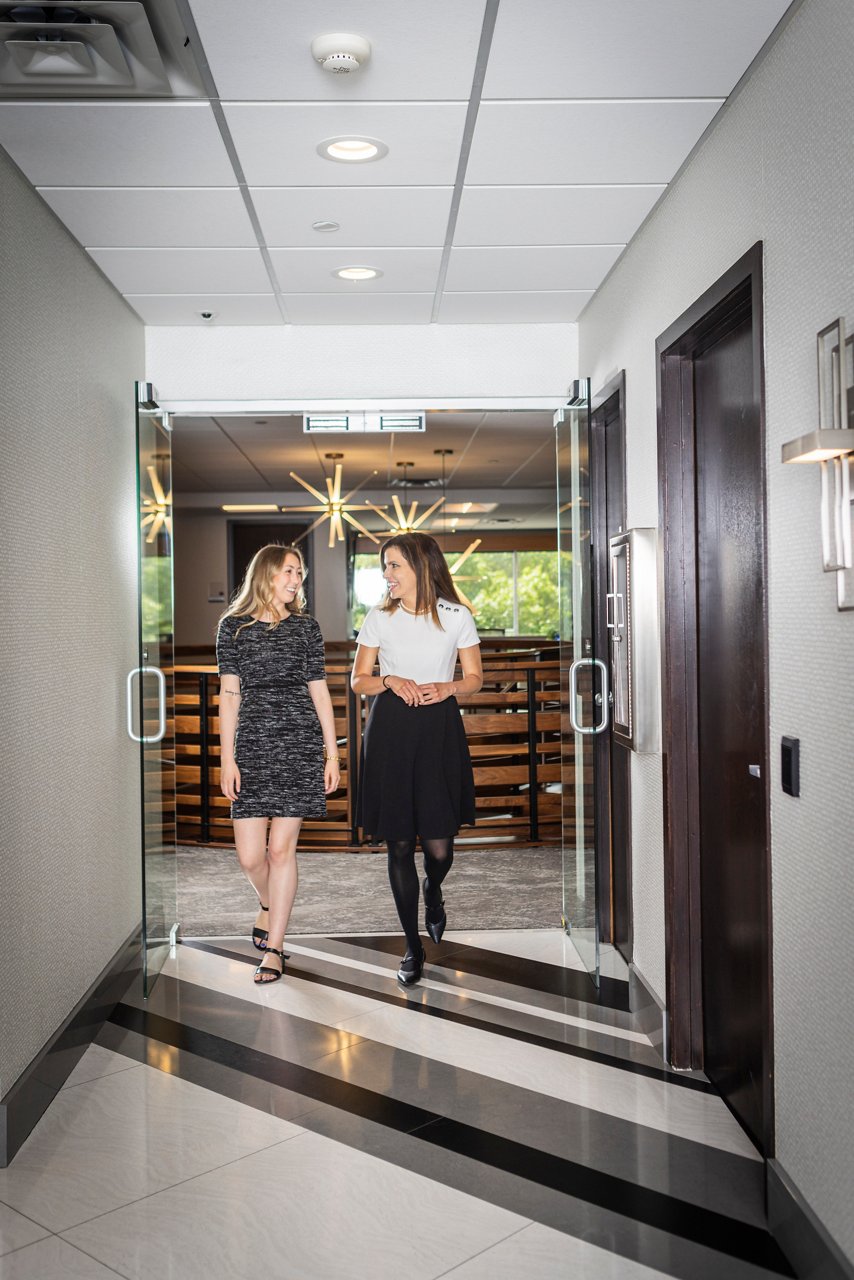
top-left (781, 318), bottom-right (854, 611)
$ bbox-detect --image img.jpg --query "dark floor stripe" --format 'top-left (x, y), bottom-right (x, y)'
top-left (110, 1001), bottom-right (792, 1275)
top-left (329, 934), bottom-right (632, 1010)
top-left (182, 939), bottom-right (713, 1093)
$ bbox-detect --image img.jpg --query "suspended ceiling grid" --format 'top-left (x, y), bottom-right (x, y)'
top-left (0, 0), bottom-right (793, 327)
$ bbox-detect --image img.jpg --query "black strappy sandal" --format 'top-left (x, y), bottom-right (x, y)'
top-left (254, 946), bottom-right (289, 984)
top-left (252, 904), bottom-right (270, 951)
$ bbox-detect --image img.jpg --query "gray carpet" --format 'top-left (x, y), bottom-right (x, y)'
top-left (173, 843), bottom-right (564, 937)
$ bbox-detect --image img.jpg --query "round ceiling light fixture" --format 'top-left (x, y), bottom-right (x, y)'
top-left (310, 32), bottom-right (371, 75)
top-left (334, 266), bottom-right (383, 281)
top-left (312, 220), bottom-right (340, 233)
top-left (317, 136), bottom-right (388, 163)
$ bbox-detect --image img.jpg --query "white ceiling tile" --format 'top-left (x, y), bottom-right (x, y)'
top-left (455, 185), bottom-right (665, 247)
top-left (439, 292), bottom-right (593, 324)
top-left (0, 103), bottom-right (234, 186)
top-left (467, 101), bottom-right (722, 186)
top-left (191, 0), bottom-right (486, 101)
top-left (445, 246), bottom-right (623, 293)
top-left (87, 248), bottom-right (271, 293)
top-left (252, 187), bottom-right (453, 247)
top-left (270, 248), bottom-right (442, 293)
top-left (124, 295), bottom-right (282, 325)
top-left (37, 188), bottom-right (256, 248)
top-left (282, 294), bottom-right (434, 325)
top-left (484, 0), bottom-right (793, 99)
top-left (223, 104), bottom-right (468, 186)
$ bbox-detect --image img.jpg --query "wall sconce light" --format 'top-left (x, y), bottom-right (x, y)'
top-left (782, 317), bottom-right (854, 610)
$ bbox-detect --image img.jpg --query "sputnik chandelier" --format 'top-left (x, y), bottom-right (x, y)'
top-left (140, 464), bottom-right (172, 544)
top-left (288, 454), bottom-right (382, 547)
top-left (364, 461), bottom-right (445, 535)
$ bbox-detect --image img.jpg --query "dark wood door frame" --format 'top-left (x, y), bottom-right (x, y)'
top-left (656, 243), bottom-right (774, 1150)
top-left (590, 372), bottom-right (632, 957)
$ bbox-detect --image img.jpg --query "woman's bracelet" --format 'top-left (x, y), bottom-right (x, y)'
top-left (324, 750), bottom-right (340, 761)
top-left (382, 675), bottom-right (392, 689)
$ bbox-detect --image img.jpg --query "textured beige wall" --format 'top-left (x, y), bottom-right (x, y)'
top-left (0, 148), bottom-right (144, 1094)
top-left (579, 0), bottom-right (853, 1257)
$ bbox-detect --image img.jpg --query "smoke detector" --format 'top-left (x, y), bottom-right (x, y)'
top-left (310, 32), bottom-right (371, 75)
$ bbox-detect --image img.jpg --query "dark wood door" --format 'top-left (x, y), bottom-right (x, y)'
top-left (694, 315), bottom-right (767, 1148)
top-left (590, 379), bottom-right (632, 962)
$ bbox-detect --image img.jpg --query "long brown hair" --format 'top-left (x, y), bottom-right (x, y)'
top-left (379, 532), bottom-right (467, 627)
top-left (220, 544), bottom-right (307, 635)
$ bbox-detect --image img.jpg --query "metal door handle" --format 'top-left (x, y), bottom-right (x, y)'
top-left (748, 764), bottom-right (761, 778)
top-left (605, 592), bottom-right (625, 633)
top-left (569, 658), bottom-right (610, 734)
top-left (126, 666), bottom-right (167, 744)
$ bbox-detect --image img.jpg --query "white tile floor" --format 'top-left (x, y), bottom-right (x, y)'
top-left (0, 931), bottom-right (778, 1280)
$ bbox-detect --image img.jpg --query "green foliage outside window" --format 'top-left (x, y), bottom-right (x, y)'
top-left (350, 548), bottom-right (561, 638)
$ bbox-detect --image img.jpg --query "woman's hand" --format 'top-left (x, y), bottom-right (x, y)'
top-left (220, 758), bottom-right (241, 801)
top-left (324, 759), bottom-right (341, 794)
top-left (386, 675), bottom-right (425, 706)
top-left (417, 681), bottom-right (454, 704)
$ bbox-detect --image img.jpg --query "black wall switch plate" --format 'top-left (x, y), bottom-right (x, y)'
top-left (781, 736), bottom-right (800, 797)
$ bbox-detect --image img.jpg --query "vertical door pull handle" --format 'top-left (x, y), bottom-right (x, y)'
top-left (126, 666), bottom-right (167, 744)
top-left (569, 658), bottom-right (610, 735)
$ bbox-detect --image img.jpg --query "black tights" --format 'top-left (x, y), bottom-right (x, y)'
top-left (386, 837), bottom-right (454, 954)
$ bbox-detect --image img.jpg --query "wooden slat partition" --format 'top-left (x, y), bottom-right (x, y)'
top-left (172, 642), bottom-right (584, 850)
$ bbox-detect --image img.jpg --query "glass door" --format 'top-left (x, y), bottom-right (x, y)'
top-left (555, 381), bottom-right (606, 984)
top-left (132, 383), bottom-right (177, 994)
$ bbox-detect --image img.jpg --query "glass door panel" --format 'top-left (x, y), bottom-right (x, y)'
top-left (555, 383), bottom-right (602, 983)
top-left (134, 385), bottom-right (177, 994)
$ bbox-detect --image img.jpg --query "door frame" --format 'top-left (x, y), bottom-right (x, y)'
top-left (589, 372), bottom-right (632, 956)
top-left (655, 243), bottom-right (774, 1149)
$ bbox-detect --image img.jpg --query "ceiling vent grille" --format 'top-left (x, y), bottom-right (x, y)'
top-left (0, 1), bottom-right (204, 96)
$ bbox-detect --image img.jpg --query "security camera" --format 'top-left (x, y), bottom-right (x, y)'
top-left (199, 310), bottom-right (214, 320)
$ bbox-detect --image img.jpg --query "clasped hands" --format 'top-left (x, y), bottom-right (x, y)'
top-left (386, 675), bottom-right (453, 707)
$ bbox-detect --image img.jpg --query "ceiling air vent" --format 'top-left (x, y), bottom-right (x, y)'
top-left (0, 1), bottom-right (204, 97)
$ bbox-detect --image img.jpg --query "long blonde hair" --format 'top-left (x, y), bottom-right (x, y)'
top-left (379, 532), bottom-right (467, 628)
top-left (220, 544), bottom-right (307, 634)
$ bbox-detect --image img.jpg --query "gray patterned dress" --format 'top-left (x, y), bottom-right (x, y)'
top-left (216, 613), bottom-right (327, 819)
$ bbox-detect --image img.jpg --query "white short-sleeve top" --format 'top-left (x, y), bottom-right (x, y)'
top-left (355, 599), bottom-right (479, 684)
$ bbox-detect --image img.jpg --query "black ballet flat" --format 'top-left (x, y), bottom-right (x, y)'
top-left (423, 878), bottom-right (447, 945)
top-left (252, 903), bottom-right (270, 951)
top-left (397, 945), bottom-right (426, 987)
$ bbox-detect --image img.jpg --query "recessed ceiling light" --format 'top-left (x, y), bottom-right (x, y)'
top-left (318, 136), bottom-right (388, 163)
top-left (254, 420), bottom-right (268, 425)
top-left (312, 220), bottom-right (340, 233)
top-left (334, 266), bottom-right (383, 281)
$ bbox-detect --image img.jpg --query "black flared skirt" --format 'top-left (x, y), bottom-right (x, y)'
top-left (357, 692), bottom-right (475, 841)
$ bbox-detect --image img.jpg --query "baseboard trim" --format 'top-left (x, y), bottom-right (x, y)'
top-left (768, 1159), bottom-right (854, 1279)
top-left (629, 961), bottom-right (667, 1060)
top-left (0, 925), bottom-right (142, 1166)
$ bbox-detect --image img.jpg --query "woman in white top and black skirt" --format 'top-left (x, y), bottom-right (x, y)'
top-left (351, 532), bottom-right (483, 986)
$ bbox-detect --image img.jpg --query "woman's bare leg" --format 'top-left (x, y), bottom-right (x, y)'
top-left (257, 816), bottom-right (303, 977)
top-left (233, 817), bottom-right (271, 938)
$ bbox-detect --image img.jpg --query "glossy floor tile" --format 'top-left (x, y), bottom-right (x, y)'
top-left (0, 931), bottom-right (795, 1280)
top-left (63, 1130), bottom-right (528, 1280)
top-left (0, 1204), bottom-right (48, 1258)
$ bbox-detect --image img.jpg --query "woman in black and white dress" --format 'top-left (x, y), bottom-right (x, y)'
top-left (217, 544), bottom-right (340, 984)
top-left (351, 532), bottom-right (483, 986)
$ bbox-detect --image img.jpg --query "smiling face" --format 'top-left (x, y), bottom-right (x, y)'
top-left (270, 553), bottom-right (304, 612)
top-left (383, 546), bottom-right (417, 605)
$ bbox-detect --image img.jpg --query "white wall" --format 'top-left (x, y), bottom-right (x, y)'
top-left (579, 0), bottom-right (853, 1258)
top-left (0, 147), bottom-right (144, 1094)
top-left (146, 322), bottom-right (577, 405)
